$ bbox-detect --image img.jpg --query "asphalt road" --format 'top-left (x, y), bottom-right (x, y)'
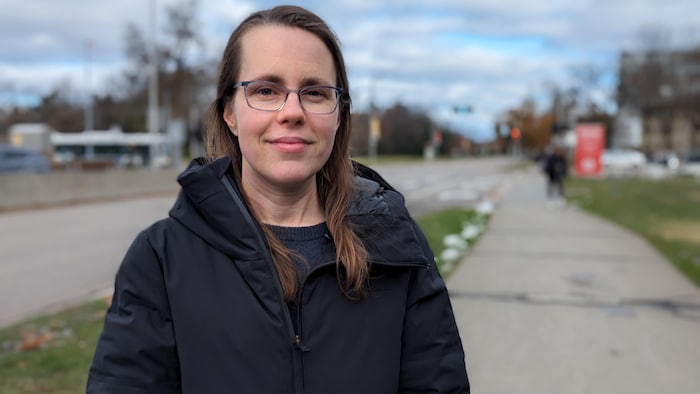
top-left (0, 156), bottom-right (519, 327)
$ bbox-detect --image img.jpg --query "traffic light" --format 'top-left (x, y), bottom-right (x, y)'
top-left (453, 105), bottom-right (472, 114)
top-left (510, 127), bottom-right (521, 140)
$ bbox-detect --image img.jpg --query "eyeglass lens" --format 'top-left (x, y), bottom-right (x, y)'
top-left (244, 81), bottom-right (339, 114)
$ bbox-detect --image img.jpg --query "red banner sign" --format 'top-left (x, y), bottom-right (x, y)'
top-left (574, 123), bottom-right (605, 176)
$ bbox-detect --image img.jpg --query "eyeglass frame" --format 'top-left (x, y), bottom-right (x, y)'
top-left (232, 80), bottom-right (344, 115)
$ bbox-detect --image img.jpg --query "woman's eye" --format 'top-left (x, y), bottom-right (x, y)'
top-left (258, 88), bottom-right (275, 96)
top-left (303, 88), bottom-right (330, 99)
top-left (249, 83), bottom-right (283, 97)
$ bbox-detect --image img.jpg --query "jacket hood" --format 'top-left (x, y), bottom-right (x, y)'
top-left (169, 157), bottom-right (428, 266)
top-left (170, 157), bottom-right (265, 260)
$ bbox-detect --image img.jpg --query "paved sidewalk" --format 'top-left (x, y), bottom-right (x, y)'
top-left (449, 168), bottom-right (700, 394)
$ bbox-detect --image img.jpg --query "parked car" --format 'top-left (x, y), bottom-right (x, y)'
top-left (0, 144), bottom-right (51, 173)
top-left (681, 152), bottom-right (700, 177)
top-left (601, 149), bottom-right (646, 172)
top-left (647, 151), bottom-right (680, 170)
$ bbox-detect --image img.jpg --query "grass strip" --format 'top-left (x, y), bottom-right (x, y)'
top-left (566, 175), bottom-right (700, 287)
top-left (415, 208), bottom-right (485, 275)
top-left (0, 299), bottom-right (108, 393)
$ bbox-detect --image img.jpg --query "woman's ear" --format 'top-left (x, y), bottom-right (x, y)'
top-left (223, 105), bottom-right (237, 136)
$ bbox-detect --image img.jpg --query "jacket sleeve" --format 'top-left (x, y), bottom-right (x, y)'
top-left (399, 221), bottom-right (470, 393)
top-left (87, 230), bottom-right (181, 394)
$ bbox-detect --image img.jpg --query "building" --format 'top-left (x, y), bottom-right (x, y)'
top-left (8, 123), bottom-right (54, 152)
top-left (9, 124), bottom-right (174, 169)
top-left (617, 47), bottom-right (700, 157)
top-left (51, 129), bottom-right (170, 168)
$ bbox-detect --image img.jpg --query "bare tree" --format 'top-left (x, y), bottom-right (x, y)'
top-left (115, 0), bottom-right (212, 133)
top-left (162, 0), bottom-right (204, 72)
top-left (637, 25), bottom-right (672, 51)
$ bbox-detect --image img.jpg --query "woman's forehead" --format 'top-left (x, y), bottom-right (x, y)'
top-left (238, 25), bottom-right (336, 85)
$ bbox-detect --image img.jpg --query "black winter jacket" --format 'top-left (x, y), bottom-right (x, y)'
top-left (87, 157), bottom-right (469, 393)
top-left (544, 153), bottom-right (568, 181)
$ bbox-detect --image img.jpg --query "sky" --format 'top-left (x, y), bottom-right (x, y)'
top-left (1, 0), bottom-right (698, 141)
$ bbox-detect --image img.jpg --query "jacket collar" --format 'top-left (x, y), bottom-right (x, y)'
top-left (169, 157), bottom-right (427, 267)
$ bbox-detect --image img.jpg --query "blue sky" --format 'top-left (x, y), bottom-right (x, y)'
top-left (1, 0), bottom-right (698, 141)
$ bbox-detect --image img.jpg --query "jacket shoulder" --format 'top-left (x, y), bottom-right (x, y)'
top-left (351, 161), bottom-right (408, 218)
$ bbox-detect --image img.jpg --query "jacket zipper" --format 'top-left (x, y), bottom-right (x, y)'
top-left (293, 261), bottom-right (331, 349)
top-left (294, 270), bottom-right (317, 394)
top-left (220, 174), bottom-right (305, 394)
top-left (292, 263), bottom-right (326, 354)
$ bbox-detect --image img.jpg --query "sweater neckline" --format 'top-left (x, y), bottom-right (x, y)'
top-left (265, 222), bottom-right (328, 241)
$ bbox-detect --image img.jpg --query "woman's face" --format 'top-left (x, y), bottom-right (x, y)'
top-left (224, 25), bottom-right (339, 194)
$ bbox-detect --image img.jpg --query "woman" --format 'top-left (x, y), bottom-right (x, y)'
top-left (87, 5), bottom-right (469, 393)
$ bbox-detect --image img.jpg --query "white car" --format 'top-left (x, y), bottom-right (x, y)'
top-left (601, 149), bottom-right (646, 172)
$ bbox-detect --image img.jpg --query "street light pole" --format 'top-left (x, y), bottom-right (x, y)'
top-left (83, 39), bottom-right (96, 161)
top-left (147, 0), bottom-right (160, 168)
top-left (83, 40), bottom-right (94, 132)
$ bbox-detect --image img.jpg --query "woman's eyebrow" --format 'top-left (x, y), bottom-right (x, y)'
top-left (299, 77), bottom-right (333, 86)
top-left (248, 74), bottom-right (333, 87)
top-left (247, 74), bottom-right (283, 84)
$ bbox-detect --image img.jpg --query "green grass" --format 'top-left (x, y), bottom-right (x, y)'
top-left (0, 207), bottom-right (480, 391)
top-left (0, 299), bottom-right (108, 393)
top-left (415, 208), bottom-right (486, 275)
top-left (566, 175), bottom-right (700, 287)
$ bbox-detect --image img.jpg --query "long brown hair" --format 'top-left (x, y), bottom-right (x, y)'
top-left (205, 5), bottom-right (368, 301)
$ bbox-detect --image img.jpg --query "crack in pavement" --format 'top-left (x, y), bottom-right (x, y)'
top-left (449, 290), bottom-right (700, 322)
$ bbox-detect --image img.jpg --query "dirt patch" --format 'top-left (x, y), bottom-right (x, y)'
top-left (657, 221), bottom-right (700, 244)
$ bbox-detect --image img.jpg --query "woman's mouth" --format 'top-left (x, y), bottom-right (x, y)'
top-left (269, 137), bottom-right (311, 153)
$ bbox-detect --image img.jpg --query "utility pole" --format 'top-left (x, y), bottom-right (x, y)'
top-left (83, 40), bottom-right (94, 132)
top-left (367, 79), bottom-right (380, 161)
top-left (147, 0), bottom-right (160, 168)
top-left (83, 39), bottom-right (95, 161)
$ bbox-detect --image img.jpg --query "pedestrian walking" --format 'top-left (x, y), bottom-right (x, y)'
top-left (544, 145), bottom-right (568, 204)
top-left (86, 5), bottom-right (469, 393)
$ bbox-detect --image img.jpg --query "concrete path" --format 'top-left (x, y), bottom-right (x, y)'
top-left (449, 168), bottom-right (700, 394)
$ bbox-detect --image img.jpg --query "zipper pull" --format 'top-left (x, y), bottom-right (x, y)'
top-left (295, 335), bottom-right (311, 352)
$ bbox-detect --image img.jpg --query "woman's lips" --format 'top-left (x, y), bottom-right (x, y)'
top-left (269, 137), bottom-right (311, 153)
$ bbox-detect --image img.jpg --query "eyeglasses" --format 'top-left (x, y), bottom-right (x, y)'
top-left (233, 80), bottom-right (343, 115)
